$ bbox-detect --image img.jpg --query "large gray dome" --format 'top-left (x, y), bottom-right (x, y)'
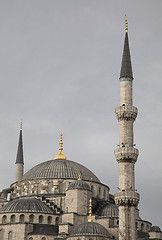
top-left (22, 159), bottom-right (100, 183)
top-left (71, 222), bottom-right (111, 238)
top-left (0, 198), bottom-right (53, 214)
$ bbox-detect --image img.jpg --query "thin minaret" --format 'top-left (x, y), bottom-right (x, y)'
top-left (114, 17), bottom-right (140, 240)
top-left (15, 121), bottom-right (24, 181)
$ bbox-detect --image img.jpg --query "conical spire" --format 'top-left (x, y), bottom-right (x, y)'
top-left (120, 17), bottom-right (133, 79)
top-left (15, 121), bottom-right (24, 164)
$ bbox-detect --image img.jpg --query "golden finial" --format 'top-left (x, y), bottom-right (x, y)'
top-left (125, 15), bottom-right (128, 32)
top-left (88, 198), bottom-right (93, 222)
top-left (78, 172), bottom-right (81, 180)
top-left (20, 120), bottom-right (22, 131)
top-left (54, 133), bottom-right (67, 160)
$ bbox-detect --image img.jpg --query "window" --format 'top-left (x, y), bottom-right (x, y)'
top-left (141, 223), bottom-right (144, 231)
top-left (55, 217), bottom-right (59, 225)
top-left (29, 238), bottom-right (33, 240)
top-left (29, 214), bottom-right (34, 223)
top-left (2, 215), bottom-right (7, 224)
top-left (48, 182), bottom-right (52, 193)
top-left (41, 238), bottom-right (46, 240)
top-left (39, 215), bottom-right (43, 224)
top-left (8, 231), bottom-right (13, 240)
top-left (0, 229), bottom-right (4, 240)
top-left (47, 216), bottom-right (52, 224)
top-left (10, 215), bottom-right (15, 223)
top-left (20, 214), bottom-right (25, 223)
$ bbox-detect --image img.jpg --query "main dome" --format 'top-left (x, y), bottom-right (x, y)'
top-left (22, 159), bottom-right (100, 183)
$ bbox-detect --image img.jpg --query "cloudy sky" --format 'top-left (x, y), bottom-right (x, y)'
top-left (0, 0), bottom-right (162, 228)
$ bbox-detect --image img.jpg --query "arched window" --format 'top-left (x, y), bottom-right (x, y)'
top-left (8, 231), bottom-right (13, 240)
top-left (136, 222), bottom-right (138, 229)
top-left (103, 189), bottom-right (106, 199)
top-left (47, 216), bottom-right (52, 224)
top-left (29, 214), bottom-right (34, 223)
top-left (91, 185), bottom-right (95, 195)
top-left (55, 217), bottom-right (59, 225)
top-left (117, 220), bottom-right (119, 225)
top-left (29, 237), bottom-right (33, 240)
top-left (48, 182), bottom-right (52, 193)
top-left (0, 229), bottom-right (4, 240)
top-left (41, 238), bottom-right (46, 240)
top-left (10, 215), bottom-right (15, 223)
top-left (20, 214), bottom-right (25, 223)
top-left (39, 215), bottom-right (43, 224)
top-left (2, 215), bottom-right (7, 224)
top-left (98, 187), bottom-right (101, 198)
top-left (37, 183), bottom-right (41, 194)
top-left (28, 184), bottom-right (32, 195)
top-left (141, 223), bottom-right (144, 231)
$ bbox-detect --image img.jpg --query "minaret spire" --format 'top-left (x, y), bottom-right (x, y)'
top-left (120, 16), bottom-right (133, 80)
top-left (15, 121), bottom-right (24, 181)
top-left (114, 18), bottom-right (140, 240)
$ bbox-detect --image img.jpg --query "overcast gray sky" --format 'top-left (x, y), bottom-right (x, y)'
top-left (0, 0), bottom-right (162, 228)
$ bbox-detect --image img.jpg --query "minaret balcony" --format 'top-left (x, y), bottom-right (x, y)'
top-left (115, 147), bottom-right (139, 163)
top-left (114, 191), bottom-right (140, 207)
top-left (115, 105), bottom-right (138, 121)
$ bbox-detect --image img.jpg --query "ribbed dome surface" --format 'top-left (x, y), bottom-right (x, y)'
top-left (68, 180), bottom-right (91, 191)
top-left (22, 159), bottom-right (100, 183)
top-left (98, 204), bottom-right (119, 218)
top-left (0, 198), bottom-right (53, 214)
top-left (71, 222), bottom-right (111, 238)
top-left (150, 226), bottom-right (161, 232)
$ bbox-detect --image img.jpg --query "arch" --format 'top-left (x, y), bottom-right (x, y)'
top-left (48, 182), bottom-right (53, 193)
top-left (8, 231), bottom-right (13, 240)
top-left (141, 223), bottom-right (144, 231)
top-left (20, 214), bottom-right (25, 223)
top-left (41, 238), bottom-right (46, 240)
top-left (136, 222), bottom-right (138, 229)
top-left (29, 214), bottom-right (34, 223)
top-left (55, 217), bottom-right (59, 225)
top-left (103, 189), bottom-right (106, 199)
top-left (2, 215), bottom-right (7, 224)
top-left (47, 216), bottom-right (52, 224)
top-left (29, 238), bottom-right (33, 240)
top-left (39, 215), bottom-right (43, 224)
top-left (28, 183), bottom-right (32, 195)
top-left (37, 183), bottom-right (41, 194)
top-left (0, 229), bottom-right (4, 240)
top-left (98, 187), bottom-right (101, 198)
top-left (10, 215), bottom-right (15, 223)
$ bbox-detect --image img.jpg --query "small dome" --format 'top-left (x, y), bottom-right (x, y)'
top-left (22, 159), bottom-right (100, 183)
top-left (0, 198), bottom-right (53, 214)
top-left (150, 226), bottom-right (161, 232)
top-left (98, 204), bottom-right (119, 218)
top-left (68, 180), bottom-right (91, 191)
top-left (71, 222), bottom-right (111, 238)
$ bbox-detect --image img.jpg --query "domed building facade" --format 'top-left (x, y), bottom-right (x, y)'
top-left (0, 22), bottom-right (161, 240)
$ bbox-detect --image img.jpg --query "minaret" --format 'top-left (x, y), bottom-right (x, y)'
top-left (114, 17), bottom-right (140, 240)
top-left (15, 121), bottom-right (24, 181)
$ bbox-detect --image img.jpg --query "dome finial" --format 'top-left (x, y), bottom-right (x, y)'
top-left (125, 15), bottom-right (128, 32)
top-left (78, 172), bottom-right (81, 180)
top-left (54, 133), bottom-right (67, 160)
top-left (88, 198), bottom-right (93, 222)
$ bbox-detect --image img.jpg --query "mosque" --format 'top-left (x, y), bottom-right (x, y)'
top-left (0, 19), bottom-right (161, 240)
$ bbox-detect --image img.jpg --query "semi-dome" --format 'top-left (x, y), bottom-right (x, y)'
top-left (98, 203), bottom-right (119, 218)
top-left (0, 198), bottom-right (53, 214)
top-left (71, 221), bottom-right (111, 238)
top-left (67, 179), bottom-right (91, 191)
top-left (22, 159), bottom-right (100, 183)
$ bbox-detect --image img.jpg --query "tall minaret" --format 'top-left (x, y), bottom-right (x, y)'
top-left (114, 18), bottom-right (140, 240)
top-left (15, 121), bottom-right (24, 181)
